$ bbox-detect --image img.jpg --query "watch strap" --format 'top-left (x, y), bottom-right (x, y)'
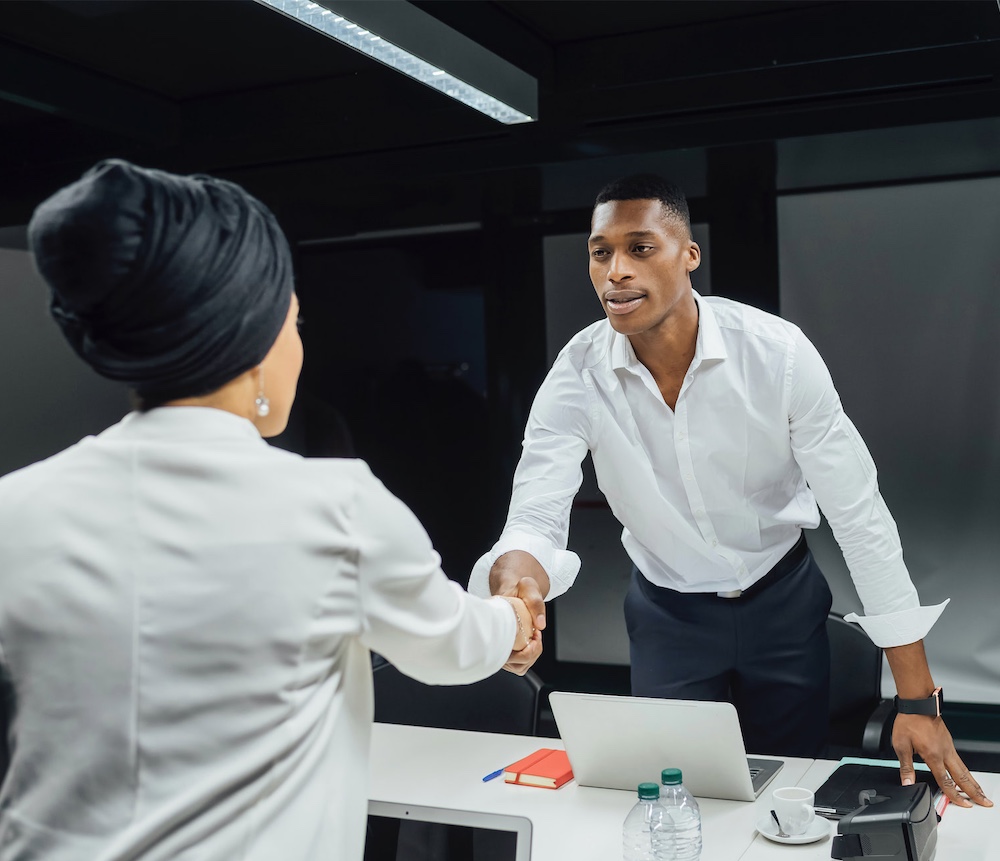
top-left (895, 686), bottom-right (943, 717)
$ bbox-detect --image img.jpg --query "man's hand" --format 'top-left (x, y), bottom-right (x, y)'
top-left (885, 639), bottom-right (992, 808)
top-left (489, 550), bottom-right (549, 633)
top-left (893, 714), bottom-right (993, 809)
top-left (490, 551), bottom-right (549, 675)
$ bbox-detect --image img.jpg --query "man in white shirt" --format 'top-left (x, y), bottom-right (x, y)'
top-left (470, 174), bottom-right (991, 809)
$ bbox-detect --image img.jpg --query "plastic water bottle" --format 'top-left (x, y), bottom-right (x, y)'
top-left (655, 767), bottom-right (702, 860)
top-left (623, 782), bottom-right (669, 861)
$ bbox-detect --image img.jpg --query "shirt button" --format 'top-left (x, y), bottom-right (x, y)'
top-left (711, 539), bottom-right (718, 547)
top-left (677, 432), bottom-right (685, 440)
top-left (685, 474), bottom-right (693, 480)
top-left (695, 509), bottom-right (704, 516)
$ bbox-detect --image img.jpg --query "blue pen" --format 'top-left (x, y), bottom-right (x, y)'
top-left (482, 768), bottom-right (505, 782)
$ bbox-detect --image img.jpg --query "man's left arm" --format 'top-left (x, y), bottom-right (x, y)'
top-left (787, 328), bottom-right (992, 808)
top-left (885, 640), bottom-right (991, 808)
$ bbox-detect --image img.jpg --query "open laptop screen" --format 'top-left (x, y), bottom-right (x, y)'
top-left (365, 801), bottom-right (532, 861)
top-left (549, 691), bottom-right (782, 801)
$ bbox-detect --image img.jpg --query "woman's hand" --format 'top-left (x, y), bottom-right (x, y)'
top-left (501, 596), bottom-right (535, 651)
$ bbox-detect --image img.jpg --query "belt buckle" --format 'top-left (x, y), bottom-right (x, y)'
top-left (716, 588), bottom-right (743, 599)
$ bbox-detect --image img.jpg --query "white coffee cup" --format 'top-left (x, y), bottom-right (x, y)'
top-left (771, 786), bottom-right (815, 836)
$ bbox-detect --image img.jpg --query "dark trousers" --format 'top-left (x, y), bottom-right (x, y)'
top-left (624, 543), bottom-right (832, 758)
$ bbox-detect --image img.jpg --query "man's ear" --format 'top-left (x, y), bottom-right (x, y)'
top-left (686, 241), bottom-right (702, 272)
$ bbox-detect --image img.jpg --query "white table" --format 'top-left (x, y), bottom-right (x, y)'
top-left (369, 723), bottom-right (812, 860)
top-left (370, 723), bottom-right (1000, 860)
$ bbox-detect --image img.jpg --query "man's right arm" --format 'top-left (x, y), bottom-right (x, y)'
top-left (471, 355), bottom-right (595, 672)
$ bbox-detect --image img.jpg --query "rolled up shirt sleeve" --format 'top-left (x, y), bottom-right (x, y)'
top-left (468, 354), bottom-right (592, 602)
top-left (353, 464), bottom-right (515, 685)
top-left (843, 602), bottom-right (949, 648)
top-left (787, 326), bottom-right (947, 647)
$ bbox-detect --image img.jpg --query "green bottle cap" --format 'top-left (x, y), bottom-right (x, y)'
top-left (661, 768), bottom-right (683, 785)
top-left (638, 782), bottom-right (660, 800)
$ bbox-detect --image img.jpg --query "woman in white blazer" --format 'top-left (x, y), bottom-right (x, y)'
top-left (0, 161), bottom-right (538, 861)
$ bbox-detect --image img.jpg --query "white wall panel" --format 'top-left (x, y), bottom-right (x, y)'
top-left (779, 177), bottom-right (1000, 704)
top-left (0, 248), bottom-right (128, 478)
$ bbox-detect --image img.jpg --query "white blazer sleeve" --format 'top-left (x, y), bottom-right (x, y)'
top-left (352, 465), bottom-right (515, 684)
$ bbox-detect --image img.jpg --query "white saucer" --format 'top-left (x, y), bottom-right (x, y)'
top-left (755, 814), bottom-right (833, 845)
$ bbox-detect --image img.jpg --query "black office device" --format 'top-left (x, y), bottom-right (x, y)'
top-left (815, 762), bottom-right (939, 818)
top-left (830, 782), bottom-right (938, 861)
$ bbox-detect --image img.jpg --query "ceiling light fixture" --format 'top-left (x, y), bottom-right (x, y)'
top-left (254, 0), bottom-right (536, 124)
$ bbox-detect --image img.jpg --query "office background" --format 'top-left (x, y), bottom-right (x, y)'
top-left (1, 1), bottom-right (998, 747)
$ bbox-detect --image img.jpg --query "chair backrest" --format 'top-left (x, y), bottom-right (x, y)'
top-left (827, 612), bottom-right (883, 749)
top-left (367, 661), bottom-right (542, 861)
top-left (372, 659), bottom-right (542, 737)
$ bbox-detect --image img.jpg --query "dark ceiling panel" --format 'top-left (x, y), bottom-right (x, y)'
top-left (3, 113), bottom-right (143, 172)
top-left (0, 37), bottom-right (178, 143)
top-left (41, 0), bottom-right (138, 19)
top-left (0, 94), bottom-right (50, 127)
top-left (177, 65), bottom-right (505, 172)
top-left (491, 0), bottom-right (823, 44)
top-left (555, 42), bottom-right (999, 127)
top-left (556, 1), bottom-right (1000, 92)
top-left (0, 0), bottom-right (369, 99)
top-left (0, 0), bottom-right (997, 229)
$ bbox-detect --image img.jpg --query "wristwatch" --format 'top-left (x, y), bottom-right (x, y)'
top-left (895, 686), bottom-right (943, 717)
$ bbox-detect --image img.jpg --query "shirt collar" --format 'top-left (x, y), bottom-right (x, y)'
top-left (609, 289), bottom-right (728, 373)
top-left (694, 291), bottom-right (728, 364)
top-left (610, 326), bottom-right (636, 371)
top-left (101, 406), bottom-right (264, 443)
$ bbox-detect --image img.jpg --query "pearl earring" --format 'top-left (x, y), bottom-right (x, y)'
top-left (255, 370), bottom-right (270, 418)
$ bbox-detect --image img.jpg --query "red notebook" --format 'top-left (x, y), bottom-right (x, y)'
top-left (504, 748), bottom-right (574, 789)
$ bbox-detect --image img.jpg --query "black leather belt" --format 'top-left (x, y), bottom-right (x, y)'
top-left (715, 533), bottom-right (808, 599)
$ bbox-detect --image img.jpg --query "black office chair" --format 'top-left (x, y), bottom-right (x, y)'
top-left (371, 657), bottom-right (543, 736)
top-left (366, 658), bottom-right (543, 861)
top-left (827, 612), bottom-right (895, 758)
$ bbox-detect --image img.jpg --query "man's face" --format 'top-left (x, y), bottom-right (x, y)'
top-left (588, 198), bottom-right (700, 338)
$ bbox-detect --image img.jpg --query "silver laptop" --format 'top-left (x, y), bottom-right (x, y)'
top-left (548, 691), bottom-right (783, 801)
top-left (367, 801), bottom-right (532, 861)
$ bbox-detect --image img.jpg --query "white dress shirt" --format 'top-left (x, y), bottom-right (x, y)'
top-left (0, 407), bottom-right (515, 861)
top-left (470, 292), bottom-right (946, 648)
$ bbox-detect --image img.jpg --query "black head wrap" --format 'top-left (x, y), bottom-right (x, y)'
top-left (27, 159), bottom-right (295, 401)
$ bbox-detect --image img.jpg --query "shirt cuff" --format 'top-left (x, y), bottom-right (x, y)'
top-left (468, 553), bottom-right (494, 598)
top-left (844, 599), bottom-right (949, 648)
top-left (467, 531), bottom-right (581, 601)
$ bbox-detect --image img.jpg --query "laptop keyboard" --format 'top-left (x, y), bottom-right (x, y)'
top-left (747, 758), bottom-right (784, 795)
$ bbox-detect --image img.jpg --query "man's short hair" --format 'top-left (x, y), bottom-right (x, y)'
top-left (594, 174), bottom-right (691, 236)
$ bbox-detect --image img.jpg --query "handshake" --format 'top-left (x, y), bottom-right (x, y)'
top-left (500, 596), bottom-right (536, 652)
top-left (489, 550), bottom-right (550, 676)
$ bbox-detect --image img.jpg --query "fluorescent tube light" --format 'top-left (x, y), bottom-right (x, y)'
top-left (254, 0), bottom-right (535, 124)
